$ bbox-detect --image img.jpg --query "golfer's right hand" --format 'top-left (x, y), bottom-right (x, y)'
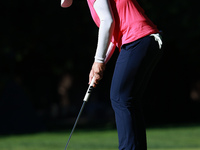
top-left (89, 62), bottom-right (105, 87)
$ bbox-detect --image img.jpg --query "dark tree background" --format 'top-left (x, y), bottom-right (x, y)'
top-left (0, 0), bottom-right (200, 134)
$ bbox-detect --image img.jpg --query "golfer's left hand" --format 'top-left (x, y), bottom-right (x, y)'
top-left (89, 62), bottom-right (105, 87)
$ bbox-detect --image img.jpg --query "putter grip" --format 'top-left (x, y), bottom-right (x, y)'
top-left (83, 47), bottom-right (114, 102)
top-left (83, 77), bottom-right (95, 102)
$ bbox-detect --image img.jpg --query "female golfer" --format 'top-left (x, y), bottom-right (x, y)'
top-left (62, 0), bottom-right (163, 149)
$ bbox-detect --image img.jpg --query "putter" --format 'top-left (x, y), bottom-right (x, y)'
top-left (64, 77), bottom-right (95, 150)
top-left (64, 42), bottom-right (115, 150)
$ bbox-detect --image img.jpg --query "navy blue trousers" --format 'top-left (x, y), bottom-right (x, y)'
top-left (110, 35), bottom-right (163, 150)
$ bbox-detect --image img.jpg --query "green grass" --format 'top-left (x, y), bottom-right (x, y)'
top-left (0, 125), bottom-right (200, 150)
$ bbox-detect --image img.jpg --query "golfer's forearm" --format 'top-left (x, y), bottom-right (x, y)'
top-left (95, 20), bottom-right (114, 63)
top-left (93, 0), bottom-right (115, 63)
top-left (105, 42), bottom-right (116, 64)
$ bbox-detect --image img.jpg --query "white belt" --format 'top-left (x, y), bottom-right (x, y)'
top-left (150, 33), bottom-right (163, 49)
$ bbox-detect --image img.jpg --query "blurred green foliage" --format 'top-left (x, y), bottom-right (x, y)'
top-left (1, 0), bottom-right (200, 129)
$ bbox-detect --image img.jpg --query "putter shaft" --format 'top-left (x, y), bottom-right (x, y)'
top-left (64, 101), bottom-right (86, 150)
top-left (64, 78), bottom-right (95, 149)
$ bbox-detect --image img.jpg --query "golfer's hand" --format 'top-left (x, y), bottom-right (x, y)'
top-left (89, 62), bottom-right (105, 87)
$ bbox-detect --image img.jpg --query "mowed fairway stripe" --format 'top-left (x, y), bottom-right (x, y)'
top-left (0, 125), bottom-right (200, 150)
top-left (148, 149), bottom-right (200, 150)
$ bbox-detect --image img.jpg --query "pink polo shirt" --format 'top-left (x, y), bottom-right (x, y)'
top-left (87, 0), bottom-right (159, 49)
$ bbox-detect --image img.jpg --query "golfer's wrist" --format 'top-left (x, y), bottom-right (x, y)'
top-left (94, 57), bottom-right (104, 63)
